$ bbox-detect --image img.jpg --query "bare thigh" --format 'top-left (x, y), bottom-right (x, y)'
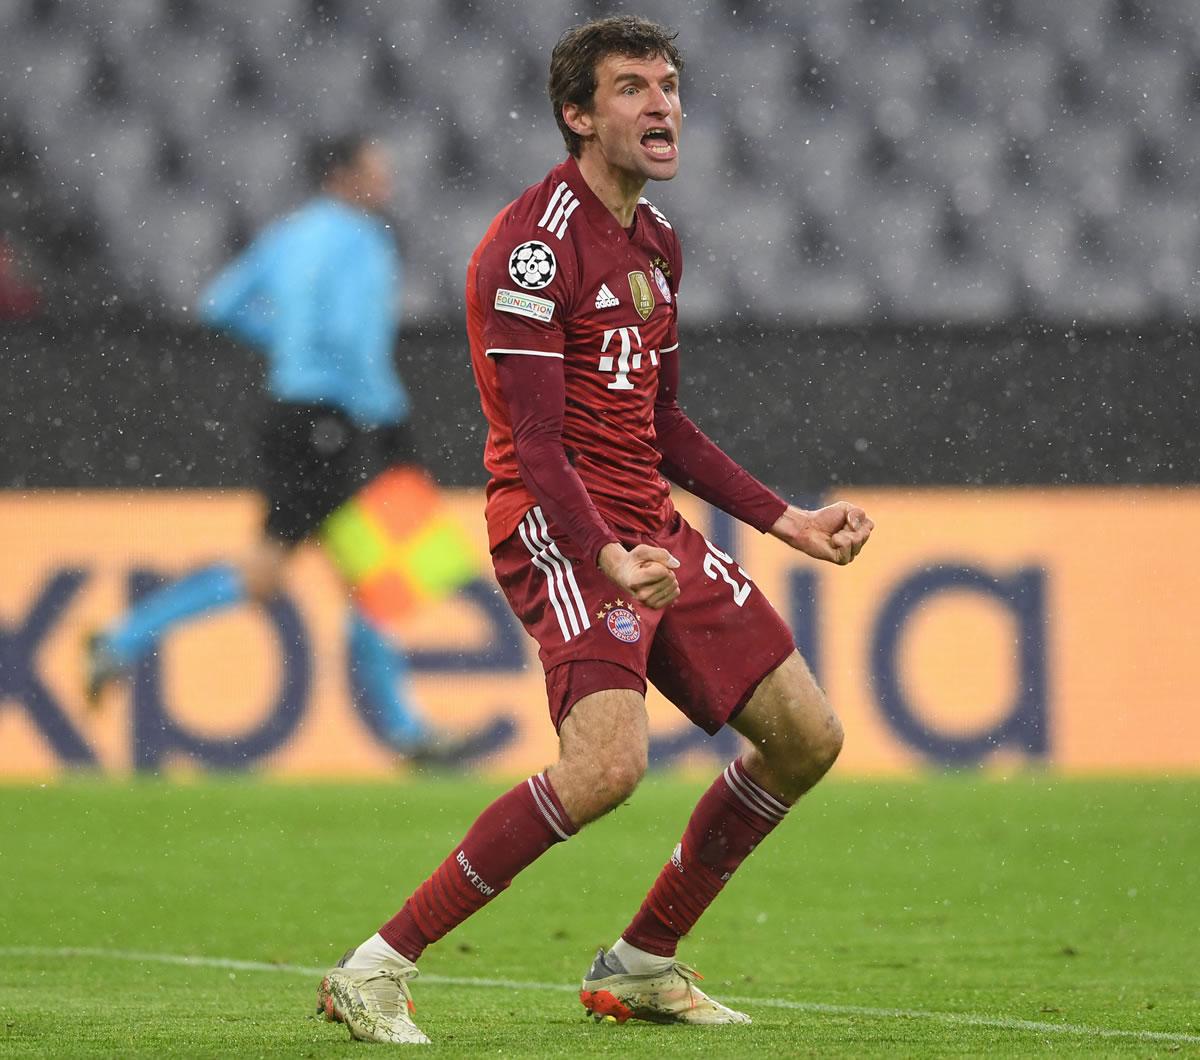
top-left (730, 651), bottom-right (844, 802)
top-left (547, 688), bottom-right (649, 828)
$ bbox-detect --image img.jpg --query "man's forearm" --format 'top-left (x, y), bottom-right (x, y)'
top-left (512, 427), bottom-right (619, 565)
top-left (495, 352), bottom-right (619, 565)
top-left (654, 405), bottom-right (787, 532)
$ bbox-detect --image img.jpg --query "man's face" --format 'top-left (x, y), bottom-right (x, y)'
top-left (340, 143), bottom-right (394, 210)
top-left (573, 52), bottom-right (681, 182)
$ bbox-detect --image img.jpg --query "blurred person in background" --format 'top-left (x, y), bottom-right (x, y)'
top-left (86, 132), bottom-right (508, 767)
top-left (315, 17), bottom-right (872, 1045)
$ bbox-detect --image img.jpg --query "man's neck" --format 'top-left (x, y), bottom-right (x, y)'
top-left (324, 184), bottom-right (370, 214)
top-left (575, 150), bottom-right (645, 228)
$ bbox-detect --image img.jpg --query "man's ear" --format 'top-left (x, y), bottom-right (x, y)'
top-left (562, 101), bottom-right (594, 141)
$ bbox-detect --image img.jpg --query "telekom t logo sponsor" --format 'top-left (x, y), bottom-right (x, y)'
top-left (598, 326), bottom-right (660, 390)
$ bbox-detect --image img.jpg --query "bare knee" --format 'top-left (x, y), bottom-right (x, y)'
top-left (811, 707), bottom-right (845, 773)
top-left (548, 688), bottom-right (649, 827)
top-left (734, 655), bottom-right (844, 800)
top-left (555, 742), bottom-right (646, 826)
top-left (791, 683), bottom-right (844, 772)
top-left (591, 749), bottom-right (647, 816)
top-left (765, 693), bottom-right (843, 791)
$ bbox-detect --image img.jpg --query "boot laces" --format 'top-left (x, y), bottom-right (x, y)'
top-left (358, 966), bottom-right (419, 1017)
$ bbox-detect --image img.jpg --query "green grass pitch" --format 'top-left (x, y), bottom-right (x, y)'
top-left (1, 774), bottom-right (1197, 1056)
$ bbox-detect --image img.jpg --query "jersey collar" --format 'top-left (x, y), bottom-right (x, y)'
top-left (559, 155), bottom-right (641, 243)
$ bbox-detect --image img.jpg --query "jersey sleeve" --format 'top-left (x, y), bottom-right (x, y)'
top-left (664, 225), bottom-right (683, 354)
top-left (474, 218), bottom-right (578, 360)
top-left (653, 343), bottom-right (788, 533)
top-left (665, 224), bottom-right (684, 296)
top-left (199, 235), bottom-right (274, 347)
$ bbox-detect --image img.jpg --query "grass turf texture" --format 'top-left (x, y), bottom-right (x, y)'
top-left (1, 775), bottom-right (1197, 1057)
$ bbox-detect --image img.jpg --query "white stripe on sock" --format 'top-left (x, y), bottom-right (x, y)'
top-left (723, 766), bottom-right (776, 820)
top-left (730, 759), bottom-right (790, 817)
top-left (725, 764), bottom-right (785, 821)
top-left (724, 763), bottom-right (786, 822)
top-left (526, 777), bottom-right (570, 841)
top-left (532, 772), bottom-right (570, 835)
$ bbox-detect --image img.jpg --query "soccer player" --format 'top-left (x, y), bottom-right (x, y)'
top-left (317, 17), bottom-right (873, 1044)
top-left (86, 133), bottom-right (506, 765)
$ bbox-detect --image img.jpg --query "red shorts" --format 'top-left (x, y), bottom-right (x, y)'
top-left (491, 506), bottom-right (796, 734)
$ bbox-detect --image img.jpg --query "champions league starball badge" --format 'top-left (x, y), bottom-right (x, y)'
top-left (508, 240), bottom-right (557, 290)
top-left (599, 599), bottom-right (641, 643)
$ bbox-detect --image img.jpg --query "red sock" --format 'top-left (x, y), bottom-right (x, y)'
top-left (379, 772), bottom-right (576, 961)
top-left (622, 757), bottom-right (790, 957)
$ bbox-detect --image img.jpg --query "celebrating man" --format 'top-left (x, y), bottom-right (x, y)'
top-left (318, 16), bottom-right (873, 1044)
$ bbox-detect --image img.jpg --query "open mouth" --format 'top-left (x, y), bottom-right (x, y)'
top-left (640, 127), bottom-right (676, 157)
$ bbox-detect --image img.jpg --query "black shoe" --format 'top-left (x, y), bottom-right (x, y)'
top-left (84, 632), bottom-right (125, 708)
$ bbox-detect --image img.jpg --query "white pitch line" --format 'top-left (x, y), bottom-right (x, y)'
top-left (2, 946), bottom-right (1197, 1047)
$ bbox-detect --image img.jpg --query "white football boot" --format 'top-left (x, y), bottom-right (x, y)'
top-left (317, 949), bottom-right (431, 1045)
top-left (579, 947), bottom-right (751, 1025)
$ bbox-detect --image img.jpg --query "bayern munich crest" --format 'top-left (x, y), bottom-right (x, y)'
top-left (653, 265), bottom-right (671, 303)
top-left (601, 601), bottom-right (641, 643)
top-left (508, 240), bottom-right (557, 290)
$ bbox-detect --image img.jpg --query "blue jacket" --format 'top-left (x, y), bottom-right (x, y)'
top-left (200, 197), bottom-right (409, 427)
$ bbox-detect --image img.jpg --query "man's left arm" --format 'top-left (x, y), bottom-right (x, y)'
top-left (654, 345), bottom-right (873, 564)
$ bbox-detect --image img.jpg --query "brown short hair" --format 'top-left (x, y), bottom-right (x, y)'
top-left (548, 16), bottom-right (683, 157)
top-left (307, 131), bottom-right (373, 186)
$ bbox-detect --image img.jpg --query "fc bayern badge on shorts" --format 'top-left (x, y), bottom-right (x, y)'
top-left (508, 240), bottom-right (557, 290)
top-left (599, 599), bottom-right (641, 643)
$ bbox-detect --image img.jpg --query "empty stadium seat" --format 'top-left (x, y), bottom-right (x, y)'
top-left (3, 1), bottom-right (1196, 322)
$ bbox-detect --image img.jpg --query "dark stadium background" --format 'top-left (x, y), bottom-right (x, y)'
top-left (3, 318), bottom-right (1195, 493)
top-left (1, 0), bottom-right (1195, 495)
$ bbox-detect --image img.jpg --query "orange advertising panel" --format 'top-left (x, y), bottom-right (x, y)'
top-left (1, 488), bottom-right (1197, 778)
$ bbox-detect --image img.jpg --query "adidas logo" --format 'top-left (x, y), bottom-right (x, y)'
top-left (594, 283), bottom-right (619, 309)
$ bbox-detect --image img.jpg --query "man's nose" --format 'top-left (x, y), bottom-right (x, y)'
top-left (645, 87), bottom-right (673, 115)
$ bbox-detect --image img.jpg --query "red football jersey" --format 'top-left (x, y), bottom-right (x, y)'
top-left (468, 155), bottom-right (683, 552)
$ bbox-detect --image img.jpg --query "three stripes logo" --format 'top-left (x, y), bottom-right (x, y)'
top-left (639, 197), bottom-right (673, 229)
top-left (517, 508), bottom-right (591, 642)
top-left (595, 284), bottom-right (619, 309)
top-left (538, 182), bottom-right (580, 240)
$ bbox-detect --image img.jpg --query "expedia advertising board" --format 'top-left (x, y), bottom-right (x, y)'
top-left (2, 488), bottom-right (1197, 777)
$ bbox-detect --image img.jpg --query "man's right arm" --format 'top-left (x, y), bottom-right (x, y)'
top-left (494, 351), bottom-right (616, 566)
top-left (495, 353), bottom-right (680, 607)
top-left (199, 241), bottom-right (274, 347)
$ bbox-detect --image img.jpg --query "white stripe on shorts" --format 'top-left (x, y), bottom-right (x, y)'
top-left (530, 507), bottom-right (590, 633)
top-left (517, 517), bottom-right (572, 641)
top-left (517, 509), bottom-right (590, 642)
top-left (525, 513), bottom-right (581, 638)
